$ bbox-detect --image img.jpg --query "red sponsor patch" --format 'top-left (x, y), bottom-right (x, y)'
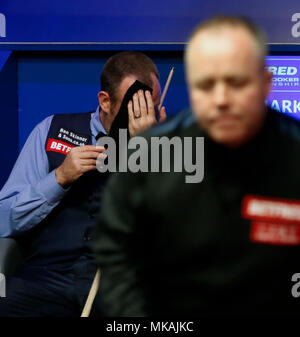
top-left (242, 195), bottom-right (300, 225)
top-left (250, 221), bottom-right (300, 246)
top-left (46, 138), bottom-right (74, 155)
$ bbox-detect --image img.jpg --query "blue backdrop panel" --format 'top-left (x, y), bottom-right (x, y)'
top-left (0, 0), bottom-right (300, 44)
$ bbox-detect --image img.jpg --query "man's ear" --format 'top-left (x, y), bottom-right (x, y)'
top-left (98, 91), bottom-right (111, 114)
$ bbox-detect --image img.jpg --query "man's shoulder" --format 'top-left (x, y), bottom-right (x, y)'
top-left (33, 111), bottom-right (94, 129)
top-left (32, 115), bottom-right (54, 134)
top-left (270, 107), bottom-right (300, 144)
top-left (32, 112), bottom-right (94, 136)
top-left (49, 111), bottom-right (95, 134)
top-left (52, 111), bottom-right (94, 122)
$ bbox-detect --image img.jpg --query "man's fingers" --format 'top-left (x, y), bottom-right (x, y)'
top-left (73, 145), bottom-right (105, 153)
top-left (132, 93), bottom-right (141, 118)
top-left (145, 90), bottom-right (155, 116)
top-left (78, 151), bottom-right (106, 159)
top-left (81, 159), bottom-right (97, 166)
top-left (138, 90), bottom-right (148, 116)
top-left (158, 106), bottom-right (167, 123)
top-left (81, 165), bottom-right (97, 172)
top-left (128, 100), bottom-right (135, 123)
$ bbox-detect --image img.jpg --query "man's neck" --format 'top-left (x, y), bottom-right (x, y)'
top-left (99, 109), bottom-right (110, 134)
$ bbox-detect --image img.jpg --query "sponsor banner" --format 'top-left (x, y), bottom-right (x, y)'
top-left (0, 1), bottom-right (300, 43)
top-left (266, 57), bottom-right (300, 119)
top-left (267, 92), bottom-right (300, 115)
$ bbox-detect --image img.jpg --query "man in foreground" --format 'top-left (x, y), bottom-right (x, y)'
top-left (93, 17), bottom-right (300, 316)
top-left (0, 51), bottom-right (166, 316)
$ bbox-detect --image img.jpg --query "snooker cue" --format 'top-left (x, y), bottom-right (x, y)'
top-left (158, 67), bottom-right (174, 111)
top-left (81, 268), bottom-right (101, 317)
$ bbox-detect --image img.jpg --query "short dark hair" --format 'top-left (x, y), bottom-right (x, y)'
top-left (186, 15), bottom-right (268, 65)
top-left (100, 51), bottom-right (160, 104)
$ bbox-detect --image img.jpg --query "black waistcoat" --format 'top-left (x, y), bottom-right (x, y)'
top-left (18, 112), bottom-right (109, 267)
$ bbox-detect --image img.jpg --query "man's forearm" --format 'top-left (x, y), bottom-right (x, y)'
top-left (0, 170), bottom-right (68, 237)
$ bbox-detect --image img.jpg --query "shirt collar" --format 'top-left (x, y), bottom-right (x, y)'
top-left (90, 106), bottom-right (107, 139)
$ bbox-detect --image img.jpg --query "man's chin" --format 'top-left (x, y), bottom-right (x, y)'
top-left (210, 131), bottom-right (249, 149)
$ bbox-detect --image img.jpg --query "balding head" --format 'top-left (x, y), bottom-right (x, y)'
top-left (185, 16), bottom-right (268, 69)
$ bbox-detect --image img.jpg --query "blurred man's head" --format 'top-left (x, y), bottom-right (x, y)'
top-left (98, 51), bottom-right (161, 132)
top-left (185, 16), bottom-right (272, 148)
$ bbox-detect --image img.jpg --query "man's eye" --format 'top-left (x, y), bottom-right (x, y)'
top-left (228, 78), bottom-right (248, 88)
top-left (195, 81), bottom-right (214, 91)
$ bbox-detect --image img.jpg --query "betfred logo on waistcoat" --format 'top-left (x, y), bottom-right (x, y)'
top-left (242, 195), bottom-right (300, 245)
top-left (46, 138), bottom-right (74, 155)
top-left (242, 195), bottom-right (300, 224)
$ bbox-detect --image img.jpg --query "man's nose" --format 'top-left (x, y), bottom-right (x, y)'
top-left (213, 83), bottom-right (230, 108)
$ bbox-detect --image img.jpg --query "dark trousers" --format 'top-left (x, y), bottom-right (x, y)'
top-left (0, 256), bottom-right (102, 317)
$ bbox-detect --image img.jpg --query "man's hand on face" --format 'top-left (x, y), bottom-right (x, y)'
top-left (128, 90), bottom-right (167, 137)
top-left (55, 145), bottom-right (106, 187)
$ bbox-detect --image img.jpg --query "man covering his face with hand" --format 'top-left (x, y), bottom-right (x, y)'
top-left (0, 51), bottom-right (166, 317)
